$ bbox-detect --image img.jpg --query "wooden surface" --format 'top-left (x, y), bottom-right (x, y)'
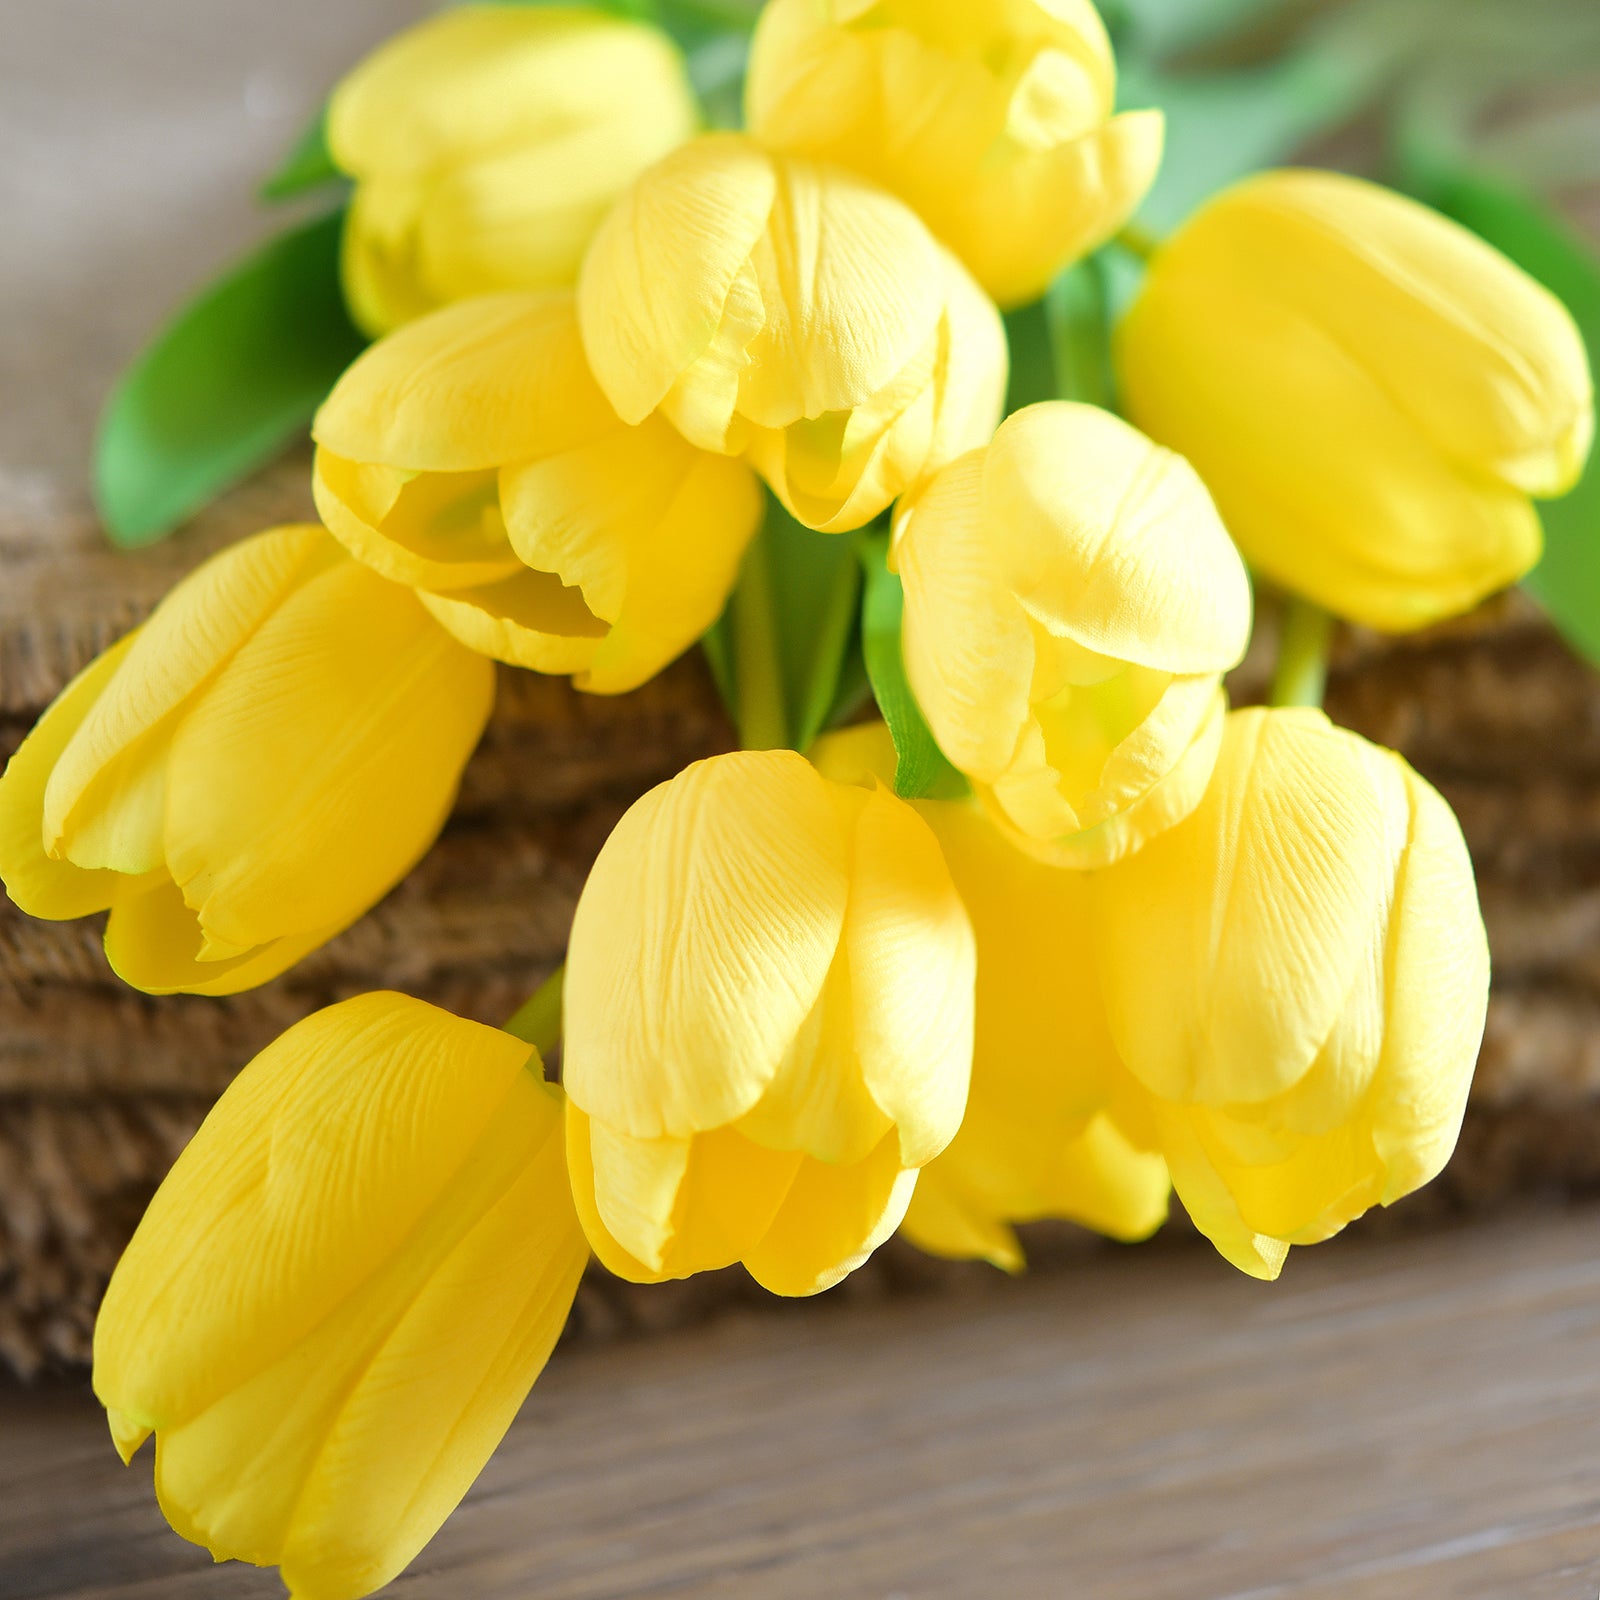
top-left (5, 1205), bottom-right (1600, 1598)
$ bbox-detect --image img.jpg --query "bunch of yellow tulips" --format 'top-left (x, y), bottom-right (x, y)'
top-left (2, 4), bottom-right (1592, 1596)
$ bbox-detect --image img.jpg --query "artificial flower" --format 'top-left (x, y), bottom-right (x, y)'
top-left (563, 747), bottom-right (975, 1295)
top-left (1092, 707), bottom-right (1491, 1279)
top-left (745, 0), bottom-right (1164, 307)
top-left (895, 401), bottom-right (1251, 868)
top-left (813, 723), bottom-right (1169, 1271)
top-left (312, 291), bottom-right (763, 693)
top-left (577, 132), bottom-right (1007, 532)
top-left (0, 526), bottom-right (492, 995)
top-left (94, 993), bottom-right (586, 1600)
top-left (1117, 168), bottom-right (1594, 630)
top-left (329, 4), bottom-right (698, 335)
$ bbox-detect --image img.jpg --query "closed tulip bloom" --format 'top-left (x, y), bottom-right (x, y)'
top-left (813, 724), bottom-right (1168, 1272)
top-left (746, 0), bottom-right (1164, 308)
top-left (312, 291), bottom-right (762, 693)
top-left (1093, 708), bottom-right (1490, 1280)
top-left (328, 5), bottom-right (699, 335)
top-left (0, 526), bottom-right (492, 995)
top-left (577, 133), bottom-right (1008, 532)
top-left (1118, 169), bottom-right (1595, 631)
top-left (95, 993), bottom-right (589, 1600)
top-left (895, 402), bottom-right (1251, 869)
top-left (563, 748), bottom-right (975, 1296)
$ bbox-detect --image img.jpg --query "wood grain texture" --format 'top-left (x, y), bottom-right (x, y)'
top-left (4, 1206), bottom-right (1600, 1598)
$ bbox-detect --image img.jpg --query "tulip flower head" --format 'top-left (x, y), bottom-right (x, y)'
top-left (329, 4), bottom-right (699, 335)
top-left (563, 747), bottom-right (976, 1295)
top-left (746, 0), bottom-right (1165, 308)
top-left (1092, 708), bottom-right (1491, 1279)
top-left (312, 291), bottom-right (763, 693)
top-left (0, 526), bottom-right (493, 995)
top-left (577, 133), bottom-right (1008, 532)
top-left (1118, 169), bottom-right (1595, 631)
top-left (94, 993), bottom-right (588, 1600)
top-left (895, 401), bottom-right (1252, 869)
top-left (814, 723), bottom-right (1169, 1272)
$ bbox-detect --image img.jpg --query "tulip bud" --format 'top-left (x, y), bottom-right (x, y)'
top-left (1093, 708), bottom-right (1491, 1279)
top-left (895, 401), bottom-right (1252, 869)
top-left (563, 748), bottom-right (976, 1295)
top-left (328, 5), bottom-right (699, 335)
top-left (577, 132), bottom-right (1008, 532)
top-left (812, 723), bottom-right (1168, 1272)
top-left (745, 0), bottom-right (1164, 308)
top-left (1118, 169), bottom-right (1595, 631)
top-left (0, 527), bottom-right (493, 995)
top-left (94, 993), bottom-right (588, 1600)
top-left (312, 291), bottom-right (763, 693)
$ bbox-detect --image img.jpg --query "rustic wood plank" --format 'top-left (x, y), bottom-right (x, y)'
top-left (4, 1207), bottom-right (1600, 1598)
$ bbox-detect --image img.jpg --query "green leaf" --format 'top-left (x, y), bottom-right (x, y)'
top-left (859, 536), bottom-right (969, 801)
top-left (1045, 254), bottom-right (1117, 410)
top-left (1003, 297), bottom-right (1057, 417)
top-left (765, 502), bottom-right (863, 752)
top-left (702, 495), bottom-right (864, 751)
top-left (259, 106), bottom-right (341, 201)
top-left (94, 208), bottom-right (366, 548)
top-left (1398, 164), bottom-right (1600, 666)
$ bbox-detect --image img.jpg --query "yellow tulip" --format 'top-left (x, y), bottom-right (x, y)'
top-left (895, 401), bottom-right (1252, 869)
top-left (94, 992), bottom-right (588, 1600)
top-left (312, 291), bottom-right (762, 693)
top-left (577, 132), bottom-right (1008, 532)
top-left (1118, 169), bottom-right (1595, 631)
top-left (1092, 707), bottom-right (1491, 1280)
top-left (0, 526), bottom-right (493, 995)
top-left (328, 5), bottom-right (699, 335)
top-left (745, 0), bottom-right (1164, 308)
top-left (813, 723), bottom-right (1168, 1272)
top-left (563, 747), bottom-right (976, 1295)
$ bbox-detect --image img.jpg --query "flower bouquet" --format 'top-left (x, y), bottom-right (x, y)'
top-left (3, 2), bottom-right (1596, 1596)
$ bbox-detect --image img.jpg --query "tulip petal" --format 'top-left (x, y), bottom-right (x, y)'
top-left (985, 677), bottom-right (1226, 870)
top-left (1368, 761), bottom-right (1489, 1203)
top-left (45, 525), bottom-right (327, 863)
top-left (579, 1111), bottom-right (803, 1280)
top-left (845, 784), bottom-right (974, 1168)
top-left (314, 293), bottom-right (613, 474)
top-left (416, 573), bottom-right (607, 677)
top-left (579, 133), bottom-right (777, 427)
top-left (564, 751), bottom-right (851, 1140)
top-left (162, 560), bottom-right (494, 954)
top-left (416, 114), bottom-right (695, 306)
top-left (103, 876), bottom-right (341, 998)
top-left (329, 6), bottom-right (692, 179)
top-left (574, 449), bottom-right (761, 694)
top-left (1154, 1104), bottom-right (1291, 1282)
top-left (745, 1131), bottom-right (916, 1296)
top-left (896, 450), bottom-right (1036, 782)
top-left (1094, 709), bottom-right (1400, 1107)
top-left (982, 402), bottom-right (1250, 675)
top-left (0, 633), bottom-right (135, 919)
top-left (95, 996), bottom-right (554, 1498)
top-left (1119, 225), bottom-right (1549, 630)
top-left (1175, 170), bottom-right (1592, 497)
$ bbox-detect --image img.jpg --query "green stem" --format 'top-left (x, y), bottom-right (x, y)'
top-left (1113, 221), bottom-right (1163, 264)
top-left (1269, 597), bottom-right (1334, 709)
top-left (730, 532), bottom-right (788, 750)
top-left (503, 962), bottom-right (565, 1057)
